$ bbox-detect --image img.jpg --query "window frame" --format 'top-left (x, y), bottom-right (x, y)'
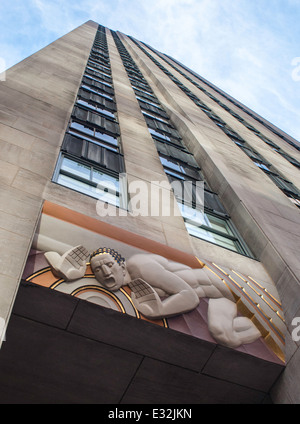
top-left (163, 163), bottom-right (253, 257)
top-left (142, 110), bottom-right (170, 124)
top-left (53, 153), bottom-right (126, 208)
top-left (68, 119), bottom-right (120, 152)
top-left (76, 98), bottom-right (116, 120)
top-left (180, 204), bottom-right (253, 256)
top-left (159, 153), bottom-right (202, 180)
top-left (80, 84), bottom-right (114, 101)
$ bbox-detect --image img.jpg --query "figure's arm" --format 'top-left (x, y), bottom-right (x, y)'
top-left (141, 255), bottom-right (233, 301)
top-left (129, 277), bottom-right (199, 319)
top-left (127, 257), bottom-right (199, 318)
top-left (174, 266), bottom-right (235, 301)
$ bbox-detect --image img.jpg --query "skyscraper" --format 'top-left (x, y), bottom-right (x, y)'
top-left (0, 20), bottom-right (299, 404)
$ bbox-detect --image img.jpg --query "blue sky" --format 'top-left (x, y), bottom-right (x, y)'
top-left (0, 0), bottom-right (299, 142)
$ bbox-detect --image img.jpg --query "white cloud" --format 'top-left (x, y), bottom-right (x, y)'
top-left (0, 0), bottom-right (299, 141)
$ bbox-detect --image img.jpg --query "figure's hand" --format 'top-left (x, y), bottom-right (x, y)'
top-left (44, 245), bottom-right (90, 281)
top-left (129, 279), bottom-right (164, 318)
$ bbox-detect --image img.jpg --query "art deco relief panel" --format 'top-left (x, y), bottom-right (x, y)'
top-left (21, 201), bottom-right (286, 367)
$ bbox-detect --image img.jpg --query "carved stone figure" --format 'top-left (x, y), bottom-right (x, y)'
top-left (44, 245), bottom-right (261, 348)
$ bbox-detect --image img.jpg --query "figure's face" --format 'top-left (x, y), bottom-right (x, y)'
top-left (90, 253), bottom-right (125, 291)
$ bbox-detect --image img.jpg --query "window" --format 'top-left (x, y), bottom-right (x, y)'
top-left (145, 117), bottom-right (181, 140)
top-left (84, 74), bottom-right (112, 88)
top-left (133, 87), bottom-right (158, 101)
top-left (70, 120), bottom-right (94, 135)
top-left (67, 130), bottom-right (118, 153)
top-left (55, 156), bottom-right (121, 207)
top-left (253, 161), bottom-right (271, 172)
top-left (161, 157), bottom-right (252, 256)
top-left (136, 97), bottom-right (161, 109)
top-left (142, 110), bottom-right (169, 124)
top-left (81, 78), bottom-right (114, 97)
top-left (268, 173), bottom-right (300, 199)
top-left (178, 203), bottom-right (249, 254)
top-left (85, 69), bottom-right (112, 84)
top-left (129, 78), bottom-right (149, 90)
top-left (69, 120), bottom-right (119, 150)
top-left (88, 61), bottom-right (111, 75)
top-left (76, 99), bottom-right (115, 119)
top-left (132, 85), bottom-right (153, 97)
top-left (160, 156), bottom-right (183, 174)
top-left (149, 128), bottom-right (171, 142)
top-left (81, 85), bottom-right (114, 101)
top-left (87, 60), bottom-right (111, 73)
top-left (86, 64), bottom-right (109, 73)
top-left (90, 51), bottom-right (109, 63)
top-left (159, 154), bottom-right (201, 180)
top-left (290, 197), bottom-right (300, 209)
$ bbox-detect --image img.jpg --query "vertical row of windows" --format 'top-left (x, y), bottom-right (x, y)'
top-left (112, 32), bottom-right (253, 256)
top-left (144, 43), bottom-right (300, 171)
top-left (162, 51), bottom-right (300, 155)
top-left (54, 26), bottom-right (125, 208)
top-left (130, 38), bottom-right (300, 209)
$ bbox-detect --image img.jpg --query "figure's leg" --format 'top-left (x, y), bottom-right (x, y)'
top-left (45, 245), bottom-right (89, 281)
top-left (207, 298), bottom-right (261, 348)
